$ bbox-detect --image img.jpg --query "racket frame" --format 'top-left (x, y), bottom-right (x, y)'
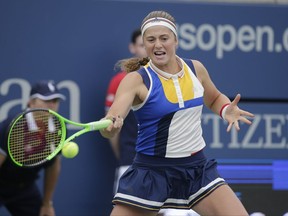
top-left (7, 108), bottom-right (111, 167)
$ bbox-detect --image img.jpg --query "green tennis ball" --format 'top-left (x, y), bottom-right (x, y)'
top-left (62, 142), bottom-right (79, 158)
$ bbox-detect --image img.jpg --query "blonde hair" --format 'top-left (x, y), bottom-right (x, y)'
top-left (120, 11), bottom-right (176, 73)
top-left (142, 11), bottom-right (176, 27)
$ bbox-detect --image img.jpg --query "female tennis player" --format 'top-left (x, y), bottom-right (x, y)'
top-left (101, 10), bottom-right (254, 216)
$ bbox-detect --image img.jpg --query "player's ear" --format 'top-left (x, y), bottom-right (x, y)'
top-left (129, 43), bottom-right (136, 55)
top-left (27, 99), bottom-right (34, 108)
top-left (175, 37), bottom-right (179, 50)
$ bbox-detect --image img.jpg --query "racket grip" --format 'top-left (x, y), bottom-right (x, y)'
top-left (88, 119), bottom-right (112, 131)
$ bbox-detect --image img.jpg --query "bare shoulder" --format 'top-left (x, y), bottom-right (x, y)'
top-left (192, 59), bottom-right (206, 72)
top-left (126, 71), bottom-right (142, 79)
top-left (117, 71), bottom-right (145, 96)
top-left (191, 60), bottom-right (209, 82)
top-left (116, 71), bottom-right (147, 106)
top-left (121, 71), bottom-right (143, 85)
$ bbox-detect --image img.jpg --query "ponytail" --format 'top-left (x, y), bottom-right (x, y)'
top-left (118, 57), bottom-right (150, 73)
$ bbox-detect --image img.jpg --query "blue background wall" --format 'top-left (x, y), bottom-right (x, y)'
top-left (0, 1), bottom-right (287, 215)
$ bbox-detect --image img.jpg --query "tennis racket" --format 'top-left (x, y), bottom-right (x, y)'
top-left (7, 108), bottom-right (112, 167)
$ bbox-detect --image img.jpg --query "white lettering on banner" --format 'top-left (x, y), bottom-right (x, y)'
top-left (0, 79), bottom-right (81, 129)
top-left (263, 114), bottom-right (286, 149)
top-left (239, 115), bottom-right (263, 149)
top-left (201, 114), bottom-right (288, 149)
top-left (0, 78), bottom-right (30, 121)
top-left (202, 113), bottom-right (223, 148)
top-left (283, 28), bottom-right (288, 51)
top-left (178, 23), bottom-right (288, 59)
top-left (57, 80), bottom-right (81, 129)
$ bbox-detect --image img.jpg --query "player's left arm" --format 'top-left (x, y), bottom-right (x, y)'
top-left (40, 156), bottom-right (61, 216)
top-left (193, 60), bottom-right (254, 132)
top-left (192, 60), bottom-right (230, 113)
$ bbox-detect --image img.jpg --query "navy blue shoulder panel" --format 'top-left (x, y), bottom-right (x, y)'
top-left (137, 67), bottom-right (150, 89)
top-left (182, 58), bottom-right (196, 74)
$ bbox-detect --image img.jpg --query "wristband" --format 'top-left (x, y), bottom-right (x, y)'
top-left (220, 103), bottom-right (230, 121)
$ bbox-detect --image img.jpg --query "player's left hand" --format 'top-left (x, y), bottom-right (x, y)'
top-left (225, 94), bottom-right (254, 132)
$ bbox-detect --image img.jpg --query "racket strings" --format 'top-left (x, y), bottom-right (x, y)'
top-left (9, 110), bottom-right (63, 166)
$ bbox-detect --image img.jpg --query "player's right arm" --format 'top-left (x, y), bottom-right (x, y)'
top-left (0, 119), bottom-right (9, 167)
top-left (105, 73), bottom-right (125, 160)
top-left (0, 154), bottom-right (6, 167)
top-left (100, 71), bottom-right (145, 139)
top-left (40, 156), bottom-right (61, 216)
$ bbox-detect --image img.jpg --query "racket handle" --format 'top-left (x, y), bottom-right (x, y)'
top-left (88, 119), bottom-right (112, 131)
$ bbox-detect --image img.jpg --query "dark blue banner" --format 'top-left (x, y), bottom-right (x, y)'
top-left (0, 1), bottom-right (287, 215)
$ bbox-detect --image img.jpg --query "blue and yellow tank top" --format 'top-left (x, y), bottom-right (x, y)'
top-left (132, 57), bottom-right (206, 158)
